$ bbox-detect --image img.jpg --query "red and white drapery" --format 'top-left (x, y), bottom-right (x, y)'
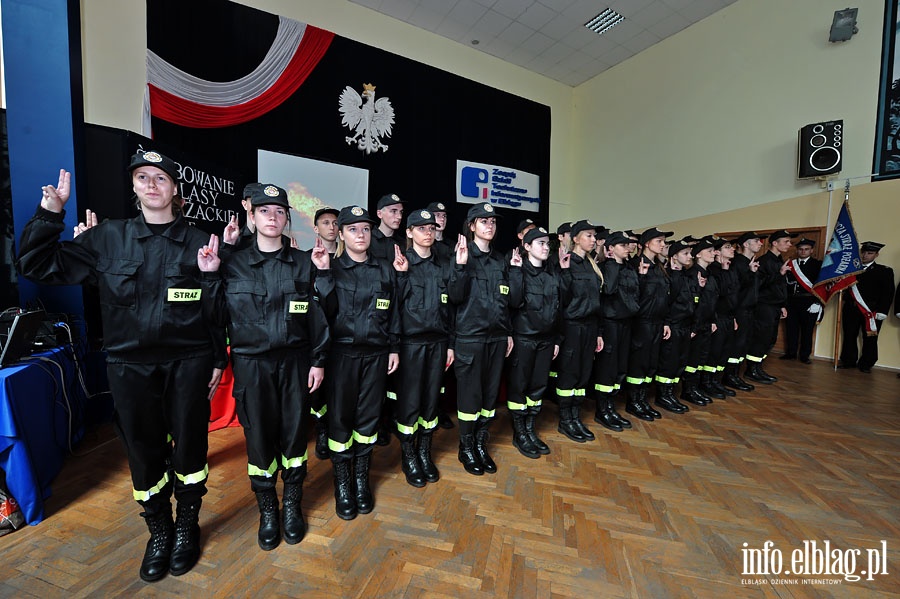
top-left (143, 16), bottom-right (333, 134)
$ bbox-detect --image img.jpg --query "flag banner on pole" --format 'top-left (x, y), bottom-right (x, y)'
top-left (811, 200), bottom-right (864, 303)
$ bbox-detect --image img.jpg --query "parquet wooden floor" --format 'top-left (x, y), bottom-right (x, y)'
top-left (1, 359), bottom-right (898, 598)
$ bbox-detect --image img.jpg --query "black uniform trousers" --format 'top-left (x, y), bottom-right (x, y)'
top-left (326, 347), bottom-right (389, 460)
top-left (396, 339), bottom-right (448, 438)
top-left (594, 319), bottom-right (631, 393)
top-left (686, 327), bottom-right (712, 376)
top-left (108, 353), bottom-right (213, 507)
top-left (730, 308), bottom-right (753, 365)
top-left (655, 322), bottom-right (691, 384)
top-left (784, 300), bottom-right (817, 360)
top-left (747, 303), bottom-right (781, 362)
top-left (231, 351), bottom-right (310, 492)
top-left (708, 315), bottom-right (735, 371)
top-left (454, 337), bottom-right (506, 436)
top-left (555, 320), bottom-right (598, 409)
top-left (507, 336), bottom-right (555, 414)
top-left (627, 319), bottom-right (662, 386)
top-left (839, 306), bottom-right (884, 370)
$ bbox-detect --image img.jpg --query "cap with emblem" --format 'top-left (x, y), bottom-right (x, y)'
top-left (733, 231), bottom-right (763, 246)
top-left (639, 227), bottom-right (674, 245)
top-left (606, 231), bottom-right (633, 246)
top-left (128, 150), bottom-right (179, 183)
top-left (669, 241), bottom-right (690, 256)
top-left (570, 220), bottom-right (596, 237)
top-left (466, 202), bottom-right (499, 221)
top-left (377, 193), bottom-right (404, 210)
top-left (337, 205), bottom-right (376, 227)
top-left (516, 218), bottom-right (536, 234)
top-left (556, 222), bottom-right (572, 235)
top-left (680, 234), bottom-right (701, 244)
top-left (711, 237), bottom-right (732, 250)
top-left (860, 241), bottom-right (885, 253)
top-left (425, 201), bottom-right (447, 214)
top-left (691, 238), bottom-right (716, 257)
top-left (314, 207), bottom-right (340, 223)
top-left (523, 226), bottom-right (550, 245)
top-left (249, 183), bottom-right (289, 209)
top-left (242, 182), bottom-right (260, 199)
top-left (795, 238), bottom-right (816, 248)
top-left (768, 229), bottom-right (798, 243)
top-left (407, 209), bottom-right (437, 227)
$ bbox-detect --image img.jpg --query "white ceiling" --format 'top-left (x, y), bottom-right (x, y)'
top-left (348, 0), bottom-right (737, 87)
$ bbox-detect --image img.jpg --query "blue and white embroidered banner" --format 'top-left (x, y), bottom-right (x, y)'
top-left (456, 160), bottom-right (540, 212)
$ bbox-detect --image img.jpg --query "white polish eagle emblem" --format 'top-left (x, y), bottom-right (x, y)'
top-left (339, 83), bottom-right (395, 154)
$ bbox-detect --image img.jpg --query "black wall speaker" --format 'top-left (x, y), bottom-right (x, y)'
top-left (798, 120), bottom-right (843, 179)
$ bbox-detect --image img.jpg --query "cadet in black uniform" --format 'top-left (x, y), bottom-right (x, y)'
top-left (309, 207), bottom-right (340, 460)
top-left (507, 227), bottom-right (562, 458)
top-left (681, 238), bottom-right (718, 406)
top-left (17, 152), bottom-right (226, 582)
top-left (370, 194), bottom-right (405, 445)
top-left (839, 241), bottom-right (896, 372)
top-left (703, 238), bottom-right (740, 398)
top-left (745, 230), bottom-right (794, 384)
top-left (394, 209), bottom-right (459, 486)
top-left (653, 241), bottom-right (695, 414)
top-left (782, 238), bottom-right (822, 363)
top-left (556, 220), bottom-right (604, 441)
top-left (593, 231), bottom-right (642, 427)
top-left (324, 205), bottom-right (402, 519)
top-left (199, 184), bottom-right (330, 550)
top-left (724, 232), bottom-right (761, 391)
top-left (624, 227), bottom-right (672, 423)
top-left (449, 203), bottom-right (521, 475)
top-left (424, 201), bottom-right (455, 430)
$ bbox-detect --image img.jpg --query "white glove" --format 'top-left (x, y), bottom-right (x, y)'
top-left (807, 304), bottom-right (822, 314)
top-left (875, 312), bottom-right (887, 321)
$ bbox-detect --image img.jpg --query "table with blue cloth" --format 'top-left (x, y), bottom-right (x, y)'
top-left (0, 344), bottom-right (86, 525)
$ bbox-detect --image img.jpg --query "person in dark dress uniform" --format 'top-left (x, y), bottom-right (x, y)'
top-left (839, 241), bottom-right (895, 372)
top-left (782, 238), bottom-right (822, 363)
top-left (745, 230), bottom-right (795, 384)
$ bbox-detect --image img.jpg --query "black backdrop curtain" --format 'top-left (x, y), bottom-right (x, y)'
top-left (146, 0), bottom-right (551, 248)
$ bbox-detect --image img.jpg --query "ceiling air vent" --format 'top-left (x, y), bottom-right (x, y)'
top-left (585, 8), bottom-right (625, 36)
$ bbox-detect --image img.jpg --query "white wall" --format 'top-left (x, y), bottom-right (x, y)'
top-left (569, 0), bottom-right (888, 229)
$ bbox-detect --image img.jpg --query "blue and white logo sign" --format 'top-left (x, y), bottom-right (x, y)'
top-left (456, 160), bottom-right (540, 212)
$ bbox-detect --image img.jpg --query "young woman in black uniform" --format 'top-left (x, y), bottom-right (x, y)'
top-left (323, 205), bottom-right (402, 519)
top-left (506, 227), bottom-right (563, 458)
top-left (681, 239), bottom-right (719, 406)
top-left (653, 241), bottom-right (696, 414)
top-left (624, 228), bottom-right (673, 423)
top-left (17, 152), bottom-right (226, 582)
top-left (555, 220), bottom-right (604, 442)
top-left (449, 202), bottom-right (521, 475)
top-left (393, 208), bottom-right (461, 486)
top-left (593, 231), bottom-right (641, 429)
top-left (198, 184), bottom-right (330, 551)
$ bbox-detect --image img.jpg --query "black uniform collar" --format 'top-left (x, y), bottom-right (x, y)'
top-left (133, 213), bottom-right (188, 242)
top-left (405, 248), bottom-right (434, 266)
top-left (336, 250), bottom-right (378, 269)
top-left (246, 237), bottom-right (296, 266)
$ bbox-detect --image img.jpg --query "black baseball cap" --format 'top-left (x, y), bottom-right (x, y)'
top-left (639, 227), bottom-right (674, 245)
top-left (606, 231), bottom-right (632, 246)
top-left (691, 238), bottom-right (716, 256)
top-left (314, 207), bottom-right (340, 223)
top-left (128, 150), bottom-right (179, 183)
top-left (734, 231), bottom-right (764, 246)
top-left (377, 193), bottom-right (404, 210)
top-left (337, 205), bottom-right (376, 227)
top-left (516, 218), bottom-right (536, 234)
top-left (249, 184), bottom-right (289, 209)
top-left (570, 220), bottom-right (596, 237)
top-left (556, 222), bottom-right (572, 235)
top-left (466, 203), bottom-right (500, 221)
top-left (425, 201), bottom-right (448, 214)
top-left (407, 209), bottom-right (437, 227)
top-left (768, 230), bottom-right (798, 242)
top-left (523, 226), bottom-right (550, 245)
